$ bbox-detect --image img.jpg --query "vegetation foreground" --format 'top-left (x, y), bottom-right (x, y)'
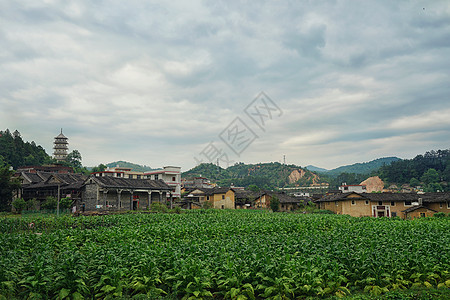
top-left (0, 211), bottom-right (449, 299)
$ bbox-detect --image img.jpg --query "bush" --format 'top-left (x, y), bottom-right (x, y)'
top-left (270, 196), bottom-right (280, 212)
top-left (151, 202), bottom-right (168, 213)
top-left (433, 212), bottom-right (447, 218)
top-left (25, 198), bottom-right (39, 210)
top-left (60, 197), bottom-right (73, 209)
top-left (41, 196), bottom-right (57, 210)
top-left (12, 198), bottom-right (26, 213)
top-left (203, 201), bottom-right (213, 209)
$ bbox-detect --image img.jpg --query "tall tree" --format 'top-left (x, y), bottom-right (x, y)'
top-left (0, 163), bottom-right (21, 211)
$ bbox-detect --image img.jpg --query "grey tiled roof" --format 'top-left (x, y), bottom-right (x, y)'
top-left (402, 205), bottom-right (437, 213)
top-left (90, 176), bottom-right (171, 190)
top-left (316, 192), bottom-right (450, 203)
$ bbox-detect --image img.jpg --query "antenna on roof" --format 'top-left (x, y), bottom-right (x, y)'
top-left (60, 128), bottom-right (63, 134)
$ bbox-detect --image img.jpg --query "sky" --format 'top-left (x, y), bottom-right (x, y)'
top-left (1, 1), bottom-right (450, 172)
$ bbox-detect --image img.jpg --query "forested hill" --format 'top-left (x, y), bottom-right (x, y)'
top-left (0, 129), bottom-right (52, 169)
top-left (328, 157), bottom-right (401, 175)
top-left (378, 149), bottom-right (450, 191)
top-left (307, 157), bottom-right (401, 175)
top-left (183, 162), bottom-right (327, 189)
top-left (105, 161), bottom-right (155, 172)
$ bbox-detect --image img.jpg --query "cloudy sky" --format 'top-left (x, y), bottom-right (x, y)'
top-left (1, 1), bottom-right (449, 171)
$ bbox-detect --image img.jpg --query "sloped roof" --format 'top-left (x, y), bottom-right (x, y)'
top-left (316, 192), bottom-right (450, 203)
top-left (24, 173), bottom-right (87, 190)
top-left (402, 205), bottom-right (437, 213)
top-left (257, 191), bottom-right (301, 204)
top-left (89, 176), bottom-right (171, 190)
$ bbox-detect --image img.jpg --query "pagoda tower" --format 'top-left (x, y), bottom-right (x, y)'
top-left (53, 129), bottom-right (69, 162)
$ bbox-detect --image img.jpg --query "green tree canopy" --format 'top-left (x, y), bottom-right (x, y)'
top-left (421, 168), bottom-right (440, 185)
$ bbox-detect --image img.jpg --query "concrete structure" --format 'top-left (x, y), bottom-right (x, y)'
top-left (339, 184), bottom-right (367, 193)
top-left (53, 129), bottom-right (69, 162)
top-left (182, 176), bottom-right (215, 189)
top-left (144, 166), bottom-right (181, 198)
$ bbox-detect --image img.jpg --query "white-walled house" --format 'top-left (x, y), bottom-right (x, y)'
top-left (144, 166), bottom-right (181, 198)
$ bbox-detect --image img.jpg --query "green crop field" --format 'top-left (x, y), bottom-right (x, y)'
top-left (0, 210), bottom-right (449, 299)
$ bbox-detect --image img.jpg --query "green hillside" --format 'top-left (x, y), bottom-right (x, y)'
top-left (105, 161), bottom-right (155, 172)
top-left (183, 162), bottom-right (326, 189)
top-left (0, 129), bottom-right (52, 169)
top-left (378, 149), bottom-right (450, 191)
top-left (326, 157), bottom-right (400, 175)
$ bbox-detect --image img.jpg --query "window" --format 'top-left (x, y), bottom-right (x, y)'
top-left (351, 200), bottom-right (356, 205)
top-left (154, 174), bottom-right (159, 180)
top-left (335, 201), bottom-right (338, 206)
top-left (378, 201), bottom-right (383, 206)
top-left (344, 186), bottom-right (348, 190)
top-left (447, 202), bottom-right (450, 209)
top-left (440, 203), bottom-right (443, 208)
top-left (222, 195), bottom-right (225, 200)
top-left (405, 201), bottom-right (412, 206)
top-left (137, 175), bottom-right (141, 179)
top-left (420, 212), bottom-right (426, 218)
top-left (207, 196), bottom-right (209, 201)
top-left (221, 205), bottom-right (224, 209)
top-left (365, 200), bottom-right (369, 205)
top-left (391, 212), bottom-right (397, 217)
top-left (172, 176), bottom-right (176, 181)
top-left (391, 201), bottom-right (395, 206)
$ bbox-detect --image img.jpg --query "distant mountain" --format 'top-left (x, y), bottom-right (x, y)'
top-left (105, 161), bottom-right (156, 172)
top-left (183, 162), bottom-right (327, 189)
top-left (305, 165), bottom-right (329, 173)
top-left (327, 157), bottom-right (401, 175)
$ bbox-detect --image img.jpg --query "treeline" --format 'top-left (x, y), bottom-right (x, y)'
top-left (0, 129), bottom-right (52, 169)
top-left (378, 149), bottom-right (450, 191)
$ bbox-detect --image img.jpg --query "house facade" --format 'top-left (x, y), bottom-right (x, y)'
top-left (181, 187), bottom-right (235, 209)
top-left (316, 192), bottom-right (450, 218)
top-left (144, 166), bottom-right (181, 198)
top-left (16, 172), bottom-right (86, 208)
top-left (92, 166), bottom-right (182, 199)
top-left (82, 176), bottom-right (171, 211)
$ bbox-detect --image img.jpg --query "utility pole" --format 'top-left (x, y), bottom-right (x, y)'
top-left (283, 155), bottom-right (286, 165)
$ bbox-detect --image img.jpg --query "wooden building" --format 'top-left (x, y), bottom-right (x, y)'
top-left (82, 176), bottom-right (172, 211)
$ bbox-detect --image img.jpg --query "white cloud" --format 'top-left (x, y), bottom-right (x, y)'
top-left (1, 0), bottom-right (449, 171)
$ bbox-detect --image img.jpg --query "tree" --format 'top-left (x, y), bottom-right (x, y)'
top-left (60, 197), bottom-right (73, 209)
top-left (91, 164), bottom-right (107, 173)
top-left (247, 184), bottom-right (261, 192)
top-left (66, 150), bottom-right (82, 169)
top-left (421, 168), bottom-right (440, 185)
top-left (410, 178), bottom-right (420, 187)
top-left (270, 195), bottom-right (280, 212)
top-left (12, 198), bottom-right (26, 214)
top-left (41, 196), bottom-right (57, 210)
top-left (0, 165), bottom-right (21, 211)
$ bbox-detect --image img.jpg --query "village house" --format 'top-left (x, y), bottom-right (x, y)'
top-left (181, 187), bottom-right (235, 209)
top-left (16, 171), bottom-right (86, 209)
top-left (92, 166), bottom-right (182, 199)
top-left (253, 191), bottom-right (309, 211)
top-left (315, 192), bottom-right (450, 218)
top-left (82, 175), bottom-right (172, 211)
